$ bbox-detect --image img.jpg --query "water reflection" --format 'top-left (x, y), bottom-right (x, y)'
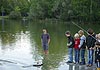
top-left (0, 30), bottom-right (36, 70)
top-left (0, 19), bottom-right (99, 70)
top-left (59, 63), bottom-right (96, 70)
top-left (1, 18), bottom-right (5, 32)
top-left (74, 65), bottom-right (79, 70)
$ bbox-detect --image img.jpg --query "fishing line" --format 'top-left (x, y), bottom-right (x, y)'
top-left (71, 21), bottom-right (97, 40)
top-left (71, 21), bottom-right (89, 35)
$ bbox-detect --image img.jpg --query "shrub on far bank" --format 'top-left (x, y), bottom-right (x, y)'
top-left (9, 11), bottom-right (21, 19)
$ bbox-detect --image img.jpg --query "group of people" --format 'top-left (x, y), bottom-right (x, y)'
top-left (65, 28), bottom-right (100, 70)
top-left (40, 28), bottom-right (100, 70)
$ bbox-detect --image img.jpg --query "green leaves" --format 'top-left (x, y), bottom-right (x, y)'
top-left (71, 0), bottom-right (100, 22)
top-left (1, 0), bottom-right (100, 22)
top-left (29, 0), bottom-right (57, 19)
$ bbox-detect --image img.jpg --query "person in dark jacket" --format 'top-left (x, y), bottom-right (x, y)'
top-left (95, 33), bottom-right (100, 70)
top-left (65, 31), bottom-right (74, 63)
top-left (86, 28), bottom-right (96, 67)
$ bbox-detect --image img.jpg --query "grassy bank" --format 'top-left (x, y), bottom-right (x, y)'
top-left (0, 16), bottom-right (9, 20)
top-left (0, 16), bottom-right (28, 20)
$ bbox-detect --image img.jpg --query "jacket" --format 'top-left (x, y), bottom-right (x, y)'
top-left (67, 36), bottom-right (75, 48)
top-left (74, 38), bottom-right (80, 49)
top-left (86, 34), bottom-right (96, 49)
top-left (78, 35), bottom-right (86, 49)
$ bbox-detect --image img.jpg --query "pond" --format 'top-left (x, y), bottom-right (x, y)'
top-left (0, 19), bottom-right (100, 70)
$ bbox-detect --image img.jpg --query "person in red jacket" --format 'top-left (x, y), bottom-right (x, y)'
top-left (74, 33), bottom-right (80, 64)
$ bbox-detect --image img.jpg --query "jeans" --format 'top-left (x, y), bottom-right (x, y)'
top-left (80, 49), bottom-right (85, 64)
top-left (88, 49), bottom-right (94, 65)
top-left (68, 48), bottom-right (73, 62)
top-left (42, 43), bottom-right (49, 51)
top-left (97, 61), bottom-right (100, 68)
top-left (74, 49), bottom-right (80, 63)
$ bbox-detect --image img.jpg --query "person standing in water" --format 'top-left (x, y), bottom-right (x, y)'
top-left (41, 29), bottom-right (50, 55)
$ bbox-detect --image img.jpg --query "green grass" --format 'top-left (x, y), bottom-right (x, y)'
top-left (0, 16), bottom-right (9, 19)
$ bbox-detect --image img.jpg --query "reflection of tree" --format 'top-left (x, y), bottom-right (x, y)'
top-left (29, 20), bottom-right (100, 70)
top-left (21, 19), bottom-right (29, 33)
top-left (0, 19), bottom-right (29, 50)
top-left (69, 65), bottom-right (73, 70)
top-left (79, 66), bottom-right (85, 70)
top-left (42, 56), bottom-right (51, 70)
top-left (42, 55), bottom-right (56, 70)
top-left (29, 20), bottom-right (71, 70)
top-left (41, 54), bottom-right (66, 70)
top-left (74, 65), bottom-right (79, 70)
top-left (0, 32), bottom-right (16, 49)
top-left (29, 20), bottom-right (43, 54)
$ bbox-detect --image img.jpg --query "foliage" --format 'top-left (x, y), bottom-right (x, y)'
top-left (71, 0), bottom-right (100, 23)
top-left (9, 6), bottom-right (21, 19)
top-left (9, 11), bottom-right (21, 19)
top-left (1, 0), bottom-right (100, 22)
top-left (0, 0), bottom-right (30, 16)
top-left (29, 0), bottom-right (56, 19)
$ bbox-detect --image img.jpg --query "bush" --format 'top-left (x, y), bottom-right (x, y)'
top-left (9, 11), bottom-right (21, 19)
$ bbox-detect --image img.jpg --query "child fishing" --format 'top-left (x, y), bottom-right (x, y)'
top-left (86, 28), bottom-right (96, 67)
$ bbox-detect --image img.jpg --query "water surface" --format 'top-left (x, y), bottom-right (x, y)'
top-left (0, 19), bottom-right (99, 70)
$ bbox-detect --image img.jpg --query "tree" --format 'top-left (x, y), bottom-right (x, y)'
top-left (29, 0), bottom-right (56, 19)
top-left (0, 0), bottom-right (30, 16)
top-left (71, 0), bottom-right (100, 23)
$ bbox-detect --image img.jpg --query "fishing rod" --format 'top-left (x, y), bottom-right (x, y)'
top-left (0, 59), bottom-right (43, 68)
top-left (71, 21), bottom-right (97, 40)
top-left (22, 63), bottom-right (43, 68)
top-left (0, 59), bottom-right (17, 64)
